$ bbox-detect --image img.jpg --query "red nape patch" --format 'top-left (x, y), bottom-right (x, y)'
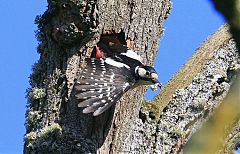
top-left (95, 46), bottom-right (104, 58)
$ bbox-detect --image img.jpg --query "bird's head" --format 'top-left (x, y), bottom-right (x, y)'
top-left (136, 65), bottom-right (162, 89)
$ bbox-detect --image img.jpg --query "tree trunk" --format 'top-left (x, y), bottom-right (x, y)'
top-left (24, 0), bottom-right (240, 153)
top-left (150, 24), bottom-right (239, 153)
top-left (183, 0), bottom-right (240, 153)
top-left (24, 0), bottom-right (171, 153)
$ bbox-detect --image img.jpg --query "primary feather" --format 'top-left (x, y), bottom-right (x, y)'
top-left (74, 57), bottom-right (134, 116)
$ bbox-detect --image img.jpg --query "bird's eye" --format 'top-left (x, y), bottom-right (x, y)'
top-left (146, 71), bottom-right (150, 76)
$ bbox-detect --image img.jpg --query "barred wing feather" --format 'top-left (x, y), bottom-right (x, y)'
top-left (74, 58), bottom-right (134, 116)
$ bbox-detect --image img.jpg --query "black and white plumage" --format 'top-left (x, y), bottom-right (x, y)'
top-left (74, 49), bottom-right (161, 116)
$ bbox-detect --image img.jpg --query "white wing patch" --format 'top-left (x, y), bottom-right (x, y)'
top-left (123, 82), bottom-right (129, 90)
top-left (120, 49), bottom-right (142, 63)
top-left (105, 58), bottom-right (130, 69)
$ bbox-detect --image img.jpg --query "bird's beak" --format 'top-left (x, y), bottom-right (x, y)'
top-left (149, 78), bottom-right (162, 91)
top-left (151, 78), bottom-right (162, 88)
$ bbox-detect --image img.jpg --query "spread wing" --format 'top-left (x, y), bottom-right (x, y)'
top-left (74, 58), bottom-right (135, 116)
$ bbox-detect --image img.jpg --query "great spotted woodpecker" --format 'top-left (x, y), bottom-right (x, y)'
top-left (74, 40), bottom-right (161, 116)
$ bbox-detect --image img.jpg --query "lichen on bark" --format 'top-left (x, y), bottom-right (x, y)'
top-left (24, 0), bottom-right (171, 153)
top-left (25, 0), bottom-right (239, 153)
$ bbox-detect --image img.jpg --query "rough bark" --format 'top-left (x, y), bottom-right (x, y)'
top-left (147, 24), bottom-right (239, 153)
top-left (24, 0), bottom-right (171, 153)
top-left (24, 0), bottom-right (240, 153)
top-left (183, 1), bottom-right (240, 153)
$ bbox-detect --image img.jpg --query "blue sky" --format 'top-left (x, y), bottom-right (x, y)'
top-left (1, 0), bottom-right (237, 153)
top-left (145, 0), bottom-right (224, 99)
top-left (0, 1), bottom-right (47, 153)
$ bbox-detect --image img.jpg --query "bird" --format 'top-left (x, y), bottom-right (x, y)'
top-left (74, 37), bottom-right (162, 116)
top-left (91, 35), bottom-right (129, 58)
